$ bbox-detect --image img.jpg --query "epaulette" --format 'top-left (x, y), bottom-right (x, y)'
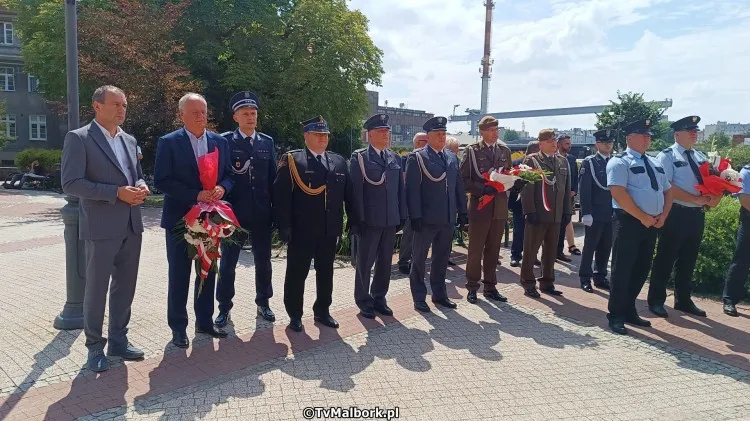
top-left (327, 150), bottom-right (343, 158)
top-left (662, 147), bottom-right (672, 153)
top-left (220, 131), bottom-right (233, 138)
top-left (257, 132), bottom-right (274, 142)
top-left (744, 164), bottom-right (750, 170)
top-left (617, 152), bottom-right (628, 158)
top-left (353, 147), bottom-right (367, 155)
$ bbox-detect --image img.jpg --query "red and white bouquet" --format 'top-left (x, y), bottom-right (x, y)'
top-left (695, 152), bottom-right (743, 196)
top-left (477, 165), bottom-right (548, 210)
top-left (179, 149), bottom-right (244, 295)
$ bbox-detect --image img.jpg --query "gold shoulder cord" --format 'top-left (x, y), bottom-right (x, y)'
top-left (287, 153), bottom-right (328, 208)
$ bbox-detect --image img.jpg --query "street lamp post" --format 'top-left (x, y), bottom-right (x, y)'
top-left (54, 0), bottom-right (84, 330)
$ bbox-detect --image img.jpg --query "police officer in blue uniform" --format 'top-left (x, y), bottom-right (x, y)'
top-left (405, 116), bottom-right (468, 313)
top-left (606, 119), bottom-right (673, 335)
top-left (273, 116), bottom-right (354, 332)
top-left (648, 116), bottom-right (719, 318)
top-left (216, 91), bottom-right (277, 326)
top-left (349, 114), bottom-right (407, 319)
top-left (577, 129), bottom-right (615, 292)
top-left (722, 164), bottom-right (750, 317)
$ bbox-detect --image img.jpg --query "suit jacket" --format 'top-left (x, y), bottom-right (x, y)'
top-left (349, 146), bottom-right (406, 228)
top-left (460, 141), bottom-right (512, 220)
top-left (405, 146), bottom-right (467, 226)
top-left (563, 153), bottom-right (579, 193)
top-left (521, 152), bottom-right (571, 223)
top-left (578, 153), bottom-right (612, 222)
top-left (273, 148), bottom-right (354, 239)
top-left (223, 129), bottom-right (276, 227)
top-left (153, 128), bottom-right (234, 229)
top-left (61, 122), bottom-right (146, 240)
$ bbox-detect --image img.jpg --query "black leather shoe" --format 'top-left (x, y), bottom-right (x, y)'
top-left (288, 318), bottom-right (303, 332)
top-left (195, 325), bottom-right (228, 338)
top-left (594, 280), bottom-right (610, 290)
top-left (374, 303), bottom-right (393, 316)
top-left (414, 301), bottom-right (431, 313)
top-left (524, 287), bottom-right (541, 298)
top-left (674, 301), bottom-right (707, 317)
top-left (724, 300), bottom-right (739, 317)
top-left (540, 286), bottom-right (563, 296)
top-left (556, 254), bottom-right (572, 263)
top-left (433, 298), bottom-right (458, 309)
top-left (510, 260), bottom-right (520, 267)
top-left (534, 259), bottom-right (541, 267)
top-left (107, 343), bottom-right (145, 360)
top-left (172, 332), bottom-right (189, 349)
top-left (215, 311), bottom-right (230, 327)
top-left (581, 282), bottom-right (593, 293)
top-left (257, 306), bottom-right (276, 322)
top-left (609, 319), bottom-right (628, 335)
top-left (467, 291), bottom-right (478, 304)
top-left (648, 304), bottom-right (669, 318)
top-left (314, 314), bottom-right (339, 328)
top-left (359, 309), bottom-right (376, 319)
top-left (625, 314), bottom-right (652, 327)
top-left (484, 290), bottom-right (508, 302)
top-left (398, 264), bottom-right (410, 275)
top-left (448, 260), bottom-right (457, 266)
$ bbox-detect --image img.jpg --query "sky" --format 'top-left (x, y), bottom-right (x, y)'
top-left (348, 0), bottom-right (750, 135)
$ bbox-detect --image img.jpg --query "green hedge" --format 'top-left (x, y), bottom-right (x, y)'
top-left (726, 145), bottom-right (750, 168)
top-left (690, 197), bottom-right (745, 297)
top-left (14, 148), bottom-right (62, 171)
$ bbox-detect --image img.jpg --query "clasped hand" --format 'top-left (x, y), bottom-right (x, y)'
top-left (197, 186), bottom-right (225, 203)
top-left (117, 185), bottom-right (149, 206)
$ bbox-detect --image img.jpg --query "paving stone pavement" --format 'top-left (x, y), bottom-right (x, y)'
top-left (1, 189), bottom-right (750, 421)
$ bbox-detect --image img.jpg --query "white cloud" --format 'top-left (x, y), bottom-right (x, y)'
top-left (350, 0), bottom-right (750, 135)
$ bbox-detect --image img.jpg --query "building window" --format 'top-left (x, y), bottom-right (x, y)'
top-left (29, 115), bottom-right (47, 140)
top-left (0, 67), bottom-right (14, 91)
top-left (2, 114), bottom-right (16, 138)
top-left (393, 124), bottom-right (402, 133)
top-left (28, 74), bottom-right (40, 93)
top-left (1, 22), bottom-right (12, 45)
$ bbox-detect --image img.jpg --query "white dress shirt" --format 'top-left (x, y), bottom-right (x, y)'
top-left (94, 120), bottom-right (133, 186)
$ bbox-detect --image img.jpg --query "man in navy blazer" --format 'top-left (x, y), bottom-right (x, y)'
top-left (154, 93), bottom-right (234, 349)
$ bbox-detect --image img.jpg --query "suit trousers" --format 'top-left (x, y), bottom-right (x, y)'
top-left (283, 234), bottom-right (337, 319)
top-left (354, 226), bottom-right (397, 311)
top-left (557, 213), bottom-right (573, 255)
top-left (608, 210), bottom-right (658, 321)
top-left (579, 221), bottom-right (613, 283)
top-left (217, 222), bottom-right (274, 312)
top-left (648, 205), bottom-right (705, 306)
top-left (165, 229), bottom-right (217, 332)
top-left (465, 217), bottom-right (505, 292)
top-left (520, 222), bottom-right (560, 289)
top-left (84, 220), bottom-right (142, 351)
top-left (510, 210), bottom-right (525, 261)
top-left (409, 224), bottom-right (453, 303)
top-left (398, 219), bottom-right (414, 268)
top-left (723, 209), bottom-right (750, 305)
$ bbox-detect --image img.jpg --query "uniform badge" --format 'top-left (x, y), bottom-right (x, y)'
top-left (380, 114), bottom-right (386, 121)
top-left (244, 92), bottom-right (250, 98)
top-left (692, 116), bottom-right (697, 122)
top-left (235, 162), bottom-right (241, 168)
top-left (438, 117), bottom-right (444, 124)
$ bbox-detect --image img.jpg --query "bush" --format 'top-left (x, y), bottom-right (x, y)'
top-left (726, 145), bottom-right (750, 168)
top-left (691, 197), bottom-right (744, 297)
top-left (14, 148), bottom-right (62, 171)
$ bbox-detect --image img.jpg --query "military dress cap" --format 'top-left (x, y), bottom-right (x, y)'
top-left (593, 128), bottom-right (615, 142)
top-left (302, 115), bottom-right (330, 134)
top-left (478, 115), bottom-right (499, 130)
top-left (623, 118), bottom-right (653, 136)
top-left (670, 115), bottom-right (701, 132)
top-left (229, 91), bottom-right (259, 112)
top-left (422, 116), bottom-right (448, 132)
top-left (363, 113), bottom-right (390, 131)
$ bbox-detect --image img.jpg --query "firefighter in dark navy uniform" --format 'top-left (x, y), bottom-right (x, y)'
top-left (216, 91), bottom-right (277, 326)
top-left (273, 116), bottom-right (355, 332)
top-left (349, 113), bottom-right (406, 319)
top-left (577, 128), bottom-right (615, 292)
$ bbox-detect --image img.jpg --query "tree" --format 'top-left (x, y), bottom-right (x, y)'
top-left (595, 91), bottom-right (668, 151)
top-left (503, 129), bottom-right (520, 143)
top-left (180, 0), bottom-right (383, 147)
top-left (10, 0), bottom-right (201, 171)
top-left (706, 132), bottom-right (732, 152)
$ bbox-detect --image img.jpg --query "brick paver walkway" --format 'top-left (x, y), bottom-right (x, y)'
top-left (1, 189), bottom-right (749, 420)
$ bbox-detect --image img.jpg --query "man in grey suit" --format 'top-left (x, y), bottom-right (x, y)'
top-left (62, 85), bottom-right (149, 372)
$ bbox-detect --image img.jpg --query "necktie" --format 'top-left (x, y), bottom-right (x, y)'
top-left (380, 151), bottom-right (386, 163)
top-left (317, 154), bottom-right (328, 172)
top-left (438, 151), bottom-right (446, 165)
top-left (685, 149), bottom-right (704, 184)
top-left (641, 156), bottom-right (658, 191)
